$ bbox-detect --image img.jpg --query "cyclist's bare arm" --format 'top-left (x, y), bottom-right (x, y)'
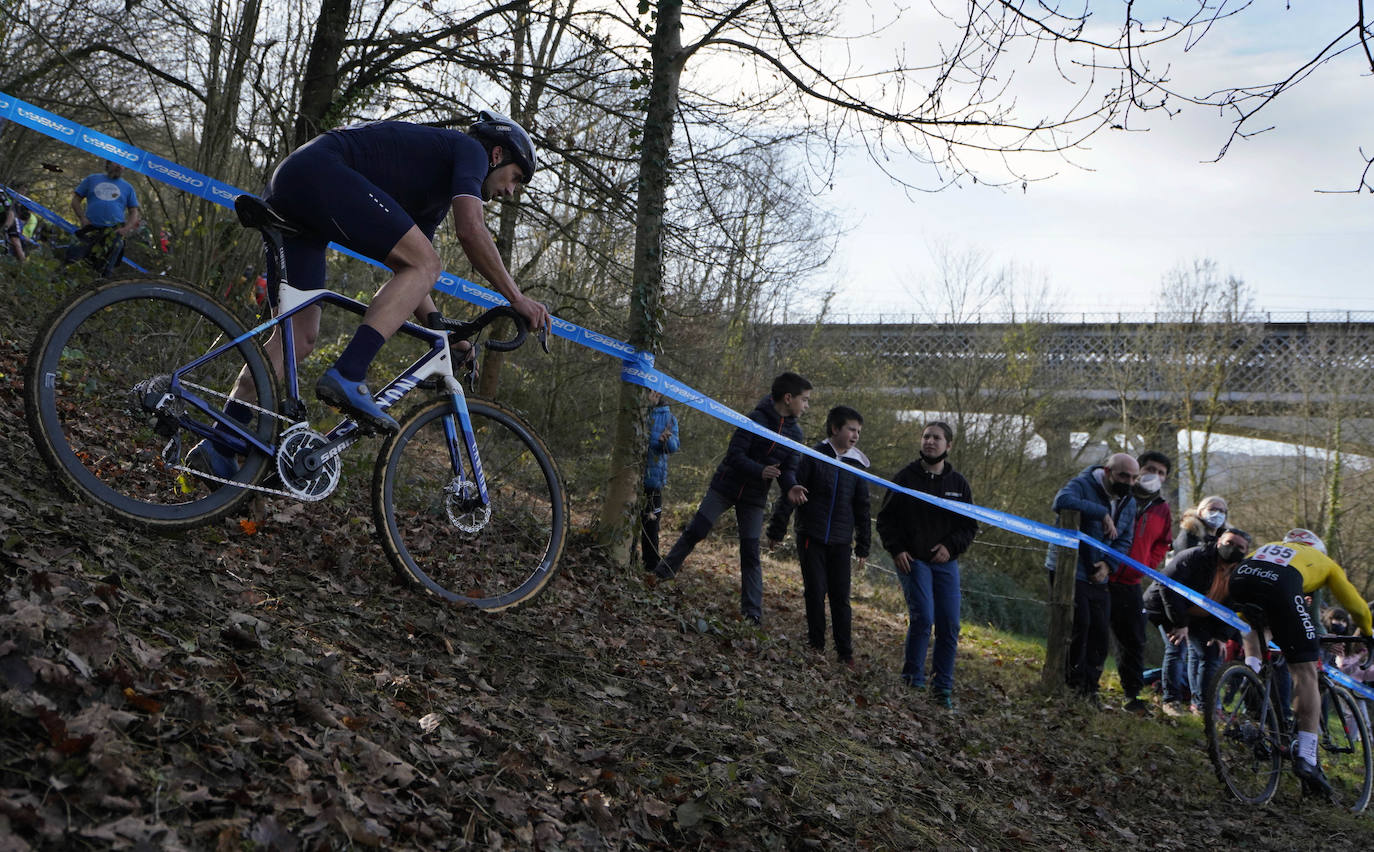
top-left (450, 195), bottom-right (548, 332)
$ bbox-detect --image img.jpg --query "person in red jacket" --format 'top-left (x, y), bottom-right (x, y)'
top-left (1113, 450), bottom-right (1173, 712)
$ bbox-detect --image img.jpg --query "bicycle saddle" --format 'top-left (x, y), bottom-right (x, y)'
top-left (234, 195), bottom-right (302, 236)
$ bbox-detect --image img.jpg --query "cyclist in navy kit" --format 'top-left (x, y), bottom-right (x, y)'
top-left (191, 111), bottom-right (549, 476)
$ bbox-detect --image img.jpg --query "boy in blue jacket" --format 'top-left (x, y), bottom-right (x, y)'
top-left (654, 372), bottom-right (812, 626)
top-left (641, 391), bottom-right (680, 572)
top-left (766, 406), bottom-right (870, 666)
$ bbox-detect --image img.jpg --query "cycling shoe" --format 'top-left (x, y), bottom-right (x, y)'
top-left (1292, 757), bottom-right (1332, 798)
top-left (315, 367), bottom-right (399, 434)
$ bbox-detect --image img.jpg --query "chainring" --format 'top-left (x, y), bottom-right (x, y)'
top-left (275, 424), bottom-right (341, 501)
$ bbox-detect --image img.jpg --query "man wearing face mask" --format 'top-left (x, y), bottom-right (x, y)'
top-left (1047, 453), bottom-right (1139, 703)
top-left (1143, 527), bottom-right (1252, 716)
top-left (1111, 451), bottom-right (1174, 712)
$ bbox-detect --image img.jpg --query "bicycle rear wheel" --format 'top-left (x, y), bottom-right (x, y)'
top-left (373, 397), bottom-right (568, 610)
top-left (1319, 681), bottom-right (1373, 812)
top-left (1205, 662), bottom-right (1283, 805)
top-left (24, 278), bottom-right (277, 530)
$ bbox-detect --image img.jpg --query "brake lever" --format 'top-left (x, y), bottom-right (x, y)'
top-left (538, 327), bottom-right (549, 354)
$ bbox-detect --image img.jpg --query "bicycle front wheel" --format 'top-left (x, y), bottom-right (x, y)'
top-left (373, 397), bottom-right (568, 610)
top-left (1319, 681), bottom-right (1373, 812)
top-left (24, 278), bottom-right (277, 530)
top-left (1205, 662), bottom-right (1283, 805)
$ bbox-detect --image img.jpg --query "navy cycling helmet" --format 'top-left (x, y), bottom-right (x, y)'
top-left (467, 109), bottom-right (537, 183)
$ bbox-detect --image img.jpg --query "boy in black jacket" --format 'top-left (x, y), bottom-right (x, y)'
top-left (766, 406), bottom-right (871, 666)
top-left (654, 372), bottom-right (812, 625)
top-left (876, 422), bottom-right (977, 707)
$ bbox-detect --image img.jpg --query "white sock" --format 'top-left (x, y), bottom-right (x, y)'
top-left (1296, 730), bottom-right (1319, 764)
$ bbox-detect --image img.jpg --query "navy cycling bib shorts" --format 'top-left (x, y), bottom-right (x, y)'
top-left (1228, 558), bottom-right (1320, 664)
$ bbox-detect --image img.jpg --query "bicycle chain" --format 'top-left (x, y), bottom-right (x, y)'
top-left (159, 382), bottom-right (358, 501)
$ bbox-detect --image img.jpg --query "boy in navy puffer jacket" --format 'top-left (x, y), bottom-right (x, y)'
top-left (766, 406), bottom-right (870, 665)
top-left (654, 372), bottom-right (812, 625)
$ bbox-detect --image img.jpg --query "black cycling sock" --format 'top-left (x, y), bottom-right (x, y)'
top-left (335, 324), bottom-right (386, 383)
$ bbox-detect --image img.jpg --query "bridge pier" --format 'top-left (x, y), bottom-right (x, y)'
top-left (1036, 419), bottom-right (1074, 470)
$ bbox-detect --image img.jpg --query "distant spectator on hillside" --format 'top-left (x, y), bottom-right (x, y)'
top-left (767, 405), bottom-right (871, 669)
top-left (876, 421), bottom-right (977, 708)
top-left (71, 159), bottom-right (140, 237)
top-left (653, 372), bottom-right (812, 627)
top-left (640, 390), bottom-right (680, 573)
top-left (70, 159), bottom-right (140, 275)
top-left (1113, 450), bottom-right (1173, 712)
top-left (2, 186), bottom-right (23, 261)
top-left (1046, 453), bottom-right (1138, 705)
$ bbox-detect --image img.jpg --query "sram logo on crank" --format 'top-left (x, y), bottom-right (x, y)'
top-left (276, 423), bottom-right (343, 501)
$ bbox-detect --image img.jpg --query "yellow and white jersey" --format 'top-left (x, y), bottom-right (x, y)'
top-left (1248, 541), bottom-right (1372, 636)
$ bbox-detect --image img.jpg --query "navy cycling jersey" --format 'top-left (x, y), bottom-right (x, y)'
top-left (322, 122), bottom-right (488, 237)
top-left (262, 121), bottom-right (492, 293)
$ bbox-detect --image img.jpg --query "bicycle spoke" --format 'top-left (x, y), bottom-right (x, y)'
top-left (1320, 683), bottom-right (1373, 812)
top-left (374, 398), bottom-right (567, 610)
top-left (1206, 663), bottom-right (1283, 805)
top-left (25, 280), bottom-right (276, 529)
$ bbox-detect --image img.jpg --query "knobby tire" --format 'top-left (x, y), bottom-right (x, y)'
top-left (1205, 662), bottom-right (1283, 805)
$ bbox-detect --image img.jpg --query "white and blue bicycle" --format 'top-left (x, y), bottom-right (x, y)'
top-left (25, 195), bottom-right (567, 610)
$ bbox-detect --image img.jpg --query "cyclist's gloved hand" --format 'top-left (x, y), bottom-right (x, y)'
top-left (1245, 656), bottom-right (1262, 674)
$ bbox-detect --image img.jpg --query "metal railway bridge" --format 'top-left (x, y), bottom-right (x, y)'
top-left (764, 316), bottom-right (1374, 457)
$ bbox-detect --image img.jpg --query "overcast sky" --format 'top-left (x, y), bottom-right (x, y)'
top-left (810, 2), bottom-right (1373, 321)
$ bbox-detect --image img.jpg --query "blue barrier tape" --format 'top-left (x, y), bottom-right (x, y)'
top-left (1327, 667), bottom-right (1374, 702)
top-left (1, 184), bottom-right (77, 235)
top-left (0, 90), bottom-right (1250, 633)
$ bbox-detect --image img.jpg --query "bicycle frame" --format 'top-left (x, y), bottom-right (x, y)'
top-left (163, 278), bottom-right (489, 505)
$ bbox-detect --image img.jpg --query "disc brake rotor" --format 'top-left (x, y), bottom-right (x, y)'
top-left (445, 479), bottom-right (490, 533)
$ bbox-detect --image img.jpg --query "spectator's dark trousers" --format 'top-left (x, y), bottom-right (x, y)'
top-left (1108, 581), bottom-right (1147, 700)
top-left (1068, 579), bottom-right (1111, 696)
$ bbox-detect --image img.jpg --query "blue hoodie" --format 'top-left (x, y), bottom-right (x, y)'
top-left (643, 403), bottom-right (680, 490)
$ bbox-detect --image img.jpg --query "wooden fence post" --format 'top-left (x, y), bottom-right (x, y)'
top-left (1040, 510), bottom-right (1080, 694)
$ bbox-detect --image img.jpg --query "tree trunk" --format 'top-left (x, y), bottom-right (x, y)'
top-left (185, 0), bottom-right (262, 289)
top-left (294, 0), bottom-right (354, 148)
top-left (1041, 510), bottom-right (1079, 695)
top-left (595, 0), bottom-right (683, 561)
top-left (479, 4), bottom-right (530, 398)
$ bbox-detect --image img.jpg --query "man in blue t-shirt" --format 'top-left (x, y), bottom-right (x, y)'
top-left (71, 160), bottom-right (141, 234)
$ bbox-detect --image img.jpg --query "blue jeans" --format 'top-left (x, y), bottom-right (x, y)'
top-left (896, 558), bottom-right (960, 690)
top-left (1159, 626), bottom-right (1188, 703)
top-left (1186, 636), bottom-right (1221, 706)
